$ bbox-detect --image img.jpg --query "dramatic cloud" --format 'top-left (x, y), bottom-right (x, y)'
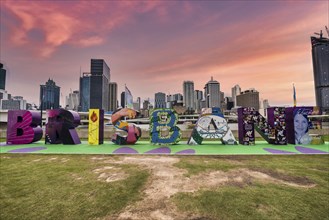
top-left (1, 1), bottom-right (327, 106)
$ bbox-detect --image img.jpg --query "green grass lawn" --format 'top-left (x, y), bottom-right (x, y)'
top-left (0, 154), bottom-right (149, 220)
top-left (173, 155), bottom-right (329, 220)
top-left (1, 154), bottom-right (328, 219)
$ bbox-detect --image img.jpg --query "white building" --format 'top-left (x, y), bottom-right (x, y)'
top-left (231, 84), bottom-right (241, 107)
top-left (65, 90), bottom-right (79, 111)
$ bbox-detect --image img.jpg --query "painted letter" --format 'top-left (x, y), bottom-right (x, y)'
top-left (150, 109), bottom-right (181, 144)
top-left (285, 107), bottom-right (319, 145)
top-left (88, 109), bottom-right (104, 145)
top-left (188, 108), bottom-right (237, 145)
top-left (111, 108), bottom-right (141, 145)
top-left (238, 107), bottom-right (286, 145)
top-left (45, 109), bottom-right (81, 144)
top-left (6, 110), bottom-right (42, 144)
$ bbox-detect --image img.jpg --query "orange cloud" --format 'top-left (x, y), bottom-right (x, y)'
top-left (3, 1), bottom-right (173, 57)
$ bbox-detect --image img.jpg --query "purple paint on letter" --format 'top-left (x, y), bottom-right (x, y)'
top-left (113, 147), bottom-right (138, 154)
top-left (6, 110), bottom-right (42, 145)
top-left (8, 147), bottom-right (47, 153)
top-left (263, 148), bottom-right (296, 154)
top-left (295, 146), bottom-right (328, 154)
top-left (145, 147), bottom-right (171, 154)
top-left (175, 149), bottom-right (196, 155)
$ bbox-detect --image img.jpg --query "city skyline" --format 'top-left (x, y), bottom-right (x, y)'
top-left (1, 1), bottom-right (328, 107)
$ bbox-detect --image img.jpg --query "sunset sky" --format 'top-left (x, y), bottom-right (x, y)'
top-left (1, 1), bottom-right (328, 107)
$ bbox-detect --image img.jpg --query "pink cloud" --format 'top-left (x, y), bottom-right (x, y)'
top-left (3, 1), bottom-right (170, 57)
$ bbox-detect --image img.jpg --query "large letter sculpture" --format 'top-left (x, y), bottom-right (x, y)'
top-left (188, 108), bottom-right (237, 145)
top-left (150, 109), bottom-right (181, 144)
top-left (6, 110), bottom-right (43, 145)
top-left (238, 107), bottom-right (286, 145)
top-left (45, 109), bottom-right (81, 144)
top-left (111, 108), bottom-right (141, 145)
top-left (285, 107), bottom-right (319, 145)
top-left (88, 109), bottom-right (104, 145)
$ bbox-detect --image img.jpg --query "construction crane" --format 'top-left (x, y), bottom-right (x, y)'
top-left (325, 26), bottom-right (329, 37)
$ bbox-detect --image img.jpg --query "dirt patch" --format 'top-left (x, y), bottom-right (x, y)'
top-left (71, 173), bottom-right (83, 181)
top-left (60, 158), bottom-right (69, 163)
top-left (93, 166), bottom-right (128, 183)
top-left (47, 157), bottom-right (58, 161)
top-left (249, 168), bottom-right (316, 187)
top-left (100, 156), bottom-right (316, 220)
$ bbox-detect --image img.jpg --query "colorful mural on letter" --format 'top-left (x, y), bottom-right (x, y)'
top-left (188, 108), bottom-right (237, 145)
top-left (238, 107), bottom-right (286, 145)
top-left (45, 109), bottom-right (81, 145)
top-left (150, 109), bottom-right (181, 144)
top-left (285, 107), bottom-right (320, 145)
top-left (111, 108), bottom-right (141, 145)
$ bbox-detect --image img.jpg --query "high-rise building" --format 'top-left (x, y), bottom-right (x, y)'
top-left (120, 91), bottom-right (125, 108)
top-left (40, 78), bottom-right (60, 110)
top-left (204, 76), bottom-right (220, 108)
top-left (236, 88), bottom-right (260, 111)
top-left (90, 59), bottom-right (110, 111)
top-left (194, 90), bottom-right (203, 113)
top-left (0, 63), bottom-right (6, 90)
top-left (231, 84), bottom-right (241, 107)
top-left (142, 99), bottom-right (150, 110)
top-left (311, 32), bottom-right (329, 113)
top-left (133, 97), bottom-right (141, 111)
top-left (225, 97), bottom-right (234, 110)
top-left (0, 96), bottom-right (26, 110)
top-left (141, 99), bottom-right (151, 117)
top-left (263, 99), bottom-right (270, 109)
top-left (220, 91), bottom-right (226, 110)
top-left (183, 81), bottom-right (194, 111)
top-left (79, 72), bottom-right (91, 112)
top-left (66, 90), bottom-right (79, 111)
top-left (108, 82), bottom-right (118, 112)
top-left (155, 92), bottom-right (166, 108)
top-left (167, 93), bottom-right (183, 108)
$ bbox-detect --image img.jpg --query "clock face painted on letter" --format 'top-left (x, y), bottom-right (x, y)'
top-left (195, 115), bottom-right (229, 139)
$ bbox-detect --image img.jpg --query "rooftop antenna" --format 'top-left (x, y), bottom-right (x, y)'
top-left (314, 30), bottom-right (323, 39)
top-left (325, 26), bottom-right (329, 37)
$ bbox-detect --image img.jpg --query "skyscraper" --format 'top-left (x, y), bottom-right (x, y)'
top-left (79, 72), bottom-right (91, 112)
top-left (236, 89), bottom-right (260, 111)
top-left (231, 84), bottom-right (241, 107)
top-left (133, 97), bottom-right (141, 111)
top-left (40, 79), bottom-right (60, 110)
top-left (194, 90), bottom-right (203, 113)
top-left (167, 93), bottom-right (183, 108)
top-left (66, 90), bottom-right (79, 111)
top-left (90, 59), bottom-right (110, 111)
top-left (183, 81), bottom-right (194, 111)
top-left (204, 77), bottom-right (220, 108)
top-left (311, 31), bottom-right (329, 113)
top-left (120, 91), bottom-right (125, 108)
top-left (0, 63), bottom-right (6, 90)
top-left (108, 82), bottom-right (118, 112)
top-left (155, 92), bottom-right (166, 108)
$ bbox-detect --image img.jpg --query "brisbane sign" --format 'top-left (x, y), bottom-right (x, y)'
top-left (6, 106), bottom-right (321, 146)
